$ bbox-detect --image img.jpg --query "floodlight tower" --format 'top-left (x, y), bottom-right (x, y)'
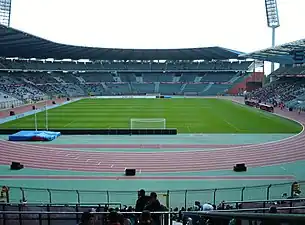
top-left (265, 0), bottom-right (280, 73)
top-left (0, 0), bottom-right (12, 27)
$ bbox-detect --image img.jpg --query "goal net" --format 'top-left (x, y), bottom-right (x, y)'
top-left (130, 118), bottom-right (166, 129)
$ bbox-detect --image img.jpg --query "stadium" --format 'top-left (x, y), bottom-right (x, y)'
top-left (0, 0), bottom-right (305, 224)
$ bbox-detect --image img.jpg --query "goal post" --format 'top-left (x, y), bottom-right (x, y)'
top-left (130, 118), bottom-right (166, 129)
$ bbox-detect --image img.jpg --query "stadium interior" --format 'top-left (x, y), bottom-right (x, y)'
top-left (0, 9), bottom-right (305, 225)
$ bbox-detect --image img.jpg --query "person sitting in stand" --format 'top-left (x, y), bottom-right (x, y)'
top-left (139, 210), bottom-right (153, 225)
top-left (78, 212), bottom-right (95, 225)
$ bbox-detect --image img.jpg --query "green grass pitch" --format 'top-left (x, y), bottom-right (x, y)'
top-left (0, 98), bottom-right (302, 133)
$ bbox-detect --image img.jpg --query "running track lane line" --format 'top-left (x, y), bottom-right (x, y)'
top-left (0, 107), bottom-right (304, 172)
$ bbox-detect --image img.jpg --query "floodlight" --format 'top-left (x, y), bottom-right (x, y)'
top-left (265, 0), bottom-right (280, 73)
top-left (265, 0), bottom-right (280, 28)
top-left (0, 0), bottom-right (12, 27)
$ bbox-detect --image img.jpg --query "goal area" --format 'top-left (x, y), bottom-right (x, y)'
top-left (130, 118), bottom-right (166, 129)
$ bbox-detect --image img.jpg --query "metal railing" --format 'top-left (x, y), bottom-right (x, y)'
top-left (4, 181), bottom-right (304, 208)
top-left (184, 210), bottom-right (305, 225)
top-left (1, 208), bottom-right (305, 225)
top-left (0, 99), bottom-right (23, 109)
top-left (0, 210), bottom-right (171, 225)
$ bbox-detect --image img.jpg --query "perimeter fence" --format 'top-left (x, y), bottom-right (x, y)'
top-left (3, 181), bottom-right (304, 208)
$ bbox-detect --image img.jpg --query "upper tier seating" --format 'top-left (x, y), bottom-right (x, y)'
top-left (81, 73), bottom-right (114, 82)
top-left (1, 59), bottom-right (252, 71)
top-left (203, 72), bottom-right (236, 82)
top-left (271, 65), bottom-right (305, 76)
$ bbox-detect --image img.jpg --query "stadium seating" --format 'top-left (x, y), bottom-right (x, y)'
top-left (249, 76), bottom-right (305, 110)
top-left (0, 60), bottom-right (252, 107)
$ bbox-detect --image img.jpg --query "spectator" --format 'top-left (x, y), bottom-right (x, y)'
top-left (135, 189), bottom-right (150, 212)
top-left (107, 211), bottom-right (121, 225)
top-left (79, 212), bottom-right (95, 225)
top-left (269, 205), bottom-right (277, 214)
top-left (144, 192), bottom-right (162, 225)
top-left (144, 192), bottom-right (161, 212)
top-left (194, 201), bottom-right (203, 211)
top-left (202, 203), bottom-right (213, 212)
top-left (139, 210), bottom-right (153, 225)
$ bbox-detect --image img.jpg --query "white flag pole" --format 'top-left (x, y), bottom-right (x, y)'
top-left (34, 105), bottom-right (37, 131)
top-left (45, 101), bottom-right (48, 131)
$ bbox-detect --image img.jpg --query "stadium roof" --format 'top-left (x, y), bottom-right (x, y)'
top-left (240, 39), bottom-right (305, 64)
top-left (0, 25), bottom-right (244, 61)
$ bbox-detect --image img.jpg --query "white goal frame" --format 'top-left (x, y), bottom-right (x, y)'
top-left (130, 118), bottom-right (166, 129)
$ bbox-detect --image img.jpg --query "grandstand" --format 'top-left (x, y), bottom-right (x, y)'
top-left (0, 25), bottom-right (258, 103)
top-left (243, 39), bottom-right (305, 110)
top-left (0, 16), bottom-right (305, 225)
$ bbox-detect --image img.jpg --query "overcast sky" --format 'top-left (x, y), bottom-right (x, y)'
top-left (10, 0), bottom-right (305, 52)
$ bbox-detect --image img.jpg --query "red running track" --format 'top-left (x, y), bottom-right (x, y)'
top-left (0, 98), bottom-right (67, 118)
top-left (0, 107), bottom-right (305, 173)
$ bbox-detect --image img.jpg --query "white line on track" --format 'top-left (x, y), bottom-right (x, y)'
top-left (98, 162), bottom-right (101, 165)
top-left (111, 164), bottom-right (114, 168)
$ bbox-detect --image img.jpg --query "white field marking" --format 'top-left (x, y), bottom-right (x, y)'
top-left (223, 119), bottom-right (241, 132)
top-left (111, 164), bottom-right (114, 168)
top-left (63, 120), bottom-right (75, 128)
top-left (229, 98), bottom-right (305, 135)
top-left (186, 125), bottom-right (191, 133)
top-left (98, 162), bottom-right (102, 165)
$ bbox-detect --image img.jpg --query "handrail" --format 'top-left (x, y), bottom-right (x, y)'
top-left (185, 206), bottom-right (305, 213)
top-left (188, 211), bottom-right (305, 222)
top-left (3, 180), bottom-right (298, 192)
top-left (223, 197), bottom-right (305, 205)
top-left (2, 206), bottom-right (305, 214)
top-left (0, 211), bottom-right (170, 214)
top-left (0, 202), bottom-right (122, 206)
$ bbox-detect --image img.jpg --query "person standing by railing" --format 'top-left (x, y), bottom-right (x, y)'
top-left (136, 189), bottom-right (150, 212)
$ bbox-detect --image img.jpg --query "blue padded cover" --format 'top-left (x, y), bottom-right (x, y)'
top-left (9, 130), bottom-right (61, 141)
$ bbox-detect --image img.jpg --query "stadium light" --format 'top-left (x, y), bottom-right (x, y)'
top-left (265, 0), bottom-right (280, 73)
top-left (0, 0), bottom-right (12, 27)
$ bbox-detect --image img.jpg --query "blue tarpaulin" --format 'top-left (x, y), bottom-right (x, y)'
top-left (9, 131), bottom-right (61, 141)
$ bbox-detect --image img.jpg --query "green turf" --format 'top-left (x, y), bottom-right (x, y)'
top-left (0, 98), bottom-right (302, 133)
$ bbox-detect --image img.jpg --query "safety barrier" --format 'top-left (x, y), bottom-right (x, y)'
top-left (2, 181), bottom-right (304, 208)
top-left (1, 208), bottom-right (305, 225)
